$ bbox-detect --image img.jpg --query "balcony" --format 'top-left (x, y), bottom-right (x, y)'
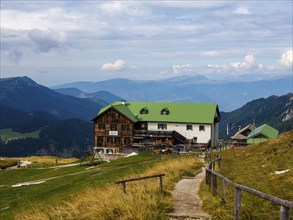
top-left (134, 130), bottom-right (173, 138)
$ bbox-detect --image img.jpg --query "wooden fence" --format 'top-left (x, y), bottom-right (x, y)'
top-left (205, 155), bottom-right (293, 220)
top-left (115, 173), bottom-right (165, 193)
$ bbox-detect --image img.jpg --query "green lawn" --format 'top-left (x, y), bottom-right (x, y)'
top-left (0, 152), bottom-right (161, 219)
top-left (0, 129), bottom-right (39, 141)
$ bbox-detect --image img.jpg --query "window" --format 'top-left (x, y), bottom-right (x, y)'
top-left (124, 137), bottom-right (131, 144)
top-left (114, 137), bottom-right (120, 144)
top-left (199, 125), bottom-right (205, 131)
top-left (161, 108), bottom-right (170, 115)
top-left (158, 123), bottom-right (167, 130)
top-left (97, 137), bottom-right (102, 143)
top-left (97, 136), bottom-right (103, 144)
top-left (186, 125), bottom-right (193, 130)
top-left (122, 124), bottom-right (129, 131)
top-left (110, 124), bottom-right (117, 130)
top-left (98, 123), bottom-right (105, 129)
top-left (97, 117), bottom-right (102, 122)
top-left (106, 149), bottom-right (113, 154)
top-left (141, 122), bottom-right (147, 130)
top-left (107, 137), bottom-right (112, 143)
top-left (192, 137), bottom-right (198, 143)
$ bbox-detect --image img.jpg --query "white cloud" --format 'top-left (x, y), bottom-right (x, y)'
top-left (207, 54), bottom-right (261, 74)
top-left (100, 2), bottom-right (149, 17)
top-left (233, 6), bottom-right (250, 15)
top-left (230, 54), bottom-right (258, 70)
top-left (278, 49), bottom-right (292, 68)
top-left (148, 1), bottom-right (228, 9)
top-left (207, 50), bottom-right (293, 75)
top-left (172, 64), bottom-right (193, 76)
top-left (100, 59), bottom-right (127, 71)
top-left (267, 49), bottom-right (293, 72)
top-left (1, 9), bottom-right (80, 32)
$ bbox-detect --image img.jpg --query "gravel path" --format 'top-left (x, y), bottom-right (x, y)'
top-left (167, 167), bottom-right (211, 220)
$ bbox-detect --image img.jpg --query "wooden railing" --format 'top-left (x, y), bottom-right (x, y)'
top-left (172, 130), bottom-right (187, 144)
top-left (134, 130), bottom-right (173, 137)
top-left (205, 155), bottom-right (293, 220)
top-left (115, 174), bottom-right (165, 193)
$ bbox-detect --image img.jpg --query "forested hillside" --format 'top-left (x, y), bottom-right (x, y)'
top-left (0, 119), bottom-right (93, 157)
top-left (0, 77), bottom-right (102, 121)
top-left (219, 93), bottom-right (293, 139)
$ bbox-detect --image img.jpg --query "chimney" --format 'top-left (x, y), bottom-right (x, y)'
top-left (121, 99), bottom-right (126, 105)
top-left (238, 125), bottom-right (241, 131)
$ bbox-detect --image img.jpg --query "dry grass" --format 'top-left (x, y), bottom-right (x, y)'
top-left (0, 158), bottom-right (18, 169)
top-left (200, 130), bottom-right (293, 220)
top-left (8, 156), bottom-right (79, 165)
top-left (16, 156), bottom-right (202, 220)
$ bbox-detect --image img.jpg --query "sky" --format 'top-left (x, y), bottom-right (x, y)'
top-left (1, 0), bottom-right (292, 86)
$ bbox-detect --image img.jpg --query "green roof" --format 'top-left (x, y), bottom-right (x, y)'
top-left (247, 124), bottom-right (279, 139)
top-left (95, 101), bottom-right (220, 124)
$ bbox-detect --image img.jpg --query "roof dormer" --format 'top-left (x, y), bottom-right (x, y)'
top-left (161, 108), bottom-right (169, 115)
top-left (140, 107), bottom-right (149, 114)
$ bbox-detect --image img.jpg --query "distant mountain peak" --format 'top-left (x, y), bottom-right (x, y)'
top-left (0, 76), bottom-right (103, 121)
top-left (0, 76), bottom-right (38, 87)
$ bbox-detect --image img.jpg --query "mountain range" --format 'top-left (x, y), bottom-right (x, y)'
top-left (0, 76), bottom-right (292, 157)
top-left (52, 75), bottom-right (292, 111)
top-left (219, 93), bottom-right (293, 139)
top-left (0, 77), bottom-right (105, 121)
top-left (54, 88), bottom-right (121, 105)
top-left (0, 77), bottom-right (124, 157)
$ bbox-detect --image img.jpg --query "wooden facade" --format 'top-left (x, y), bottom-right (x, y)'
top-left (93, 102), bottom-right (220, 153)
top-left (93, 107), bottom-right (181, 151)
top-left (93, 107), bottom-right (134, 149)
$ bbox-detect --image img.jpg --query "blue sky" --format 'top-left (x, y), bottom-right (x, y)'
top-left (1, 1), bottom-right (292, 86)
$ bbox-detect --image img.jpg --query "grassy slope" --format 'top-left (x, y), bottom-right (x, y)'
top-left (0, 129), bottom-right (39, 140)
top-left (18, 155), bottom-right (203, 220)
top-left (1, 152), bottom-right (202, 219)
top-left (200, 130), bottom-right (293, 219)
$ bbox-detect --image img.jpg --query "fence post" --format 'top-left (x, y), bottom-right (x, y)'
top-left (218, 156), bottom-right (221, 169)
top-left (208, 171), bottom-right (211, 188)
top-left (205, 169), bottom-right (209, 184)
top-left (234, 187), bottom-right (241, 220)
top-left (212, 174), bottom-right (217, 196)
top-left (121, 182), bottom-right (126, 193)
top-left (280, 205), bottom-right (290, 220)
top-left (221, 179), bottom-right (226, 203)
top-left (159, 176), bottom-right (163, 192)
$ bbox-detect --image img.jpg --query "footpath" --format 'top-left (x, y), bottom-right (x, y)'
top-left (167, 164), bottom-right (211, 220)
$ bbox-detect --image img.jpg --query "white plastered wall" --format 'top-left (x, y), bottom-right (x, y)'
top-left (147, 122), bottom-right (211, 144)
